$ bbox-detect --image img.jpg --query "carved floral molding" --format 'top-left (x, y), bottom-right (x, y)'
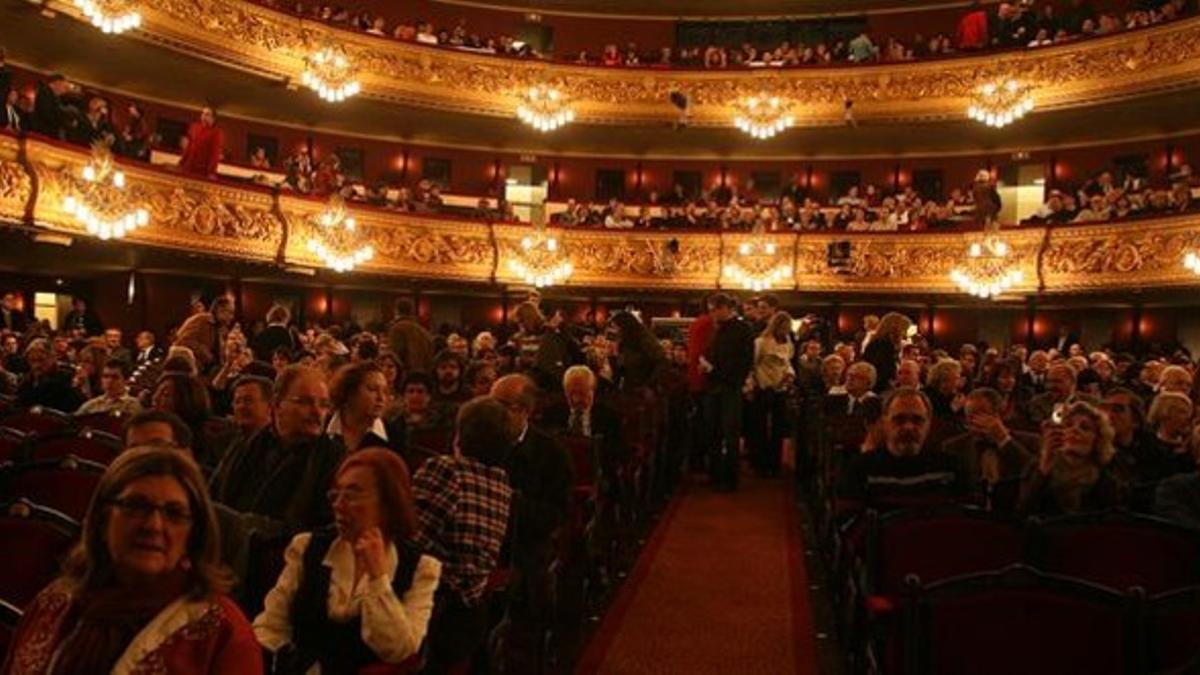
top-left (4, 134), bottom-right (1200, 294)
top-left (43, 0), bottom-right (1200, 126)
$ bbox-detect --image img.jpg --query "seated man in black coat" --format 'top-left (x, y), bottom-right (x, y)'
top-left (490, 374), bottom-right (573, 617)
top-left (838, 387), bottom-right (972, 517)
top-left (211, 364), bottom-right (344, 531)
top-left (941, 387), bottom-right (1038, 492)
top-left (16, 338), bottom-right (84, 412)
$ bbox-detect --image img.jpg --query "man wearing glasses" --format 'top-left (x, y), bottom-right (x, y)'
top-left (211, 364), bottom-right (344, 532)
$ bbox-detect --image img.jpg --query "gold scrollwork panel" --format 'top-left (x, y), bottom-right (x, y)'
top-left (0, 135), bottom-right (31, 223)
top-left (27, 138), bottom-right (282, 260)
top-left (1042, 216), bottom-right (1200, 291)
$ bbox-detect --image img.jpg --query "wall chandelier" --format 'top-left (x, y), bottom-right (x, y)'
top-left (722, 229), bottom-right (792, 291)
top-left (1183, 251), bottom-right (1200, 276)
top-left (732, 95), bottom-right (795, 140)
top-left (74, 0), bottom-right (141, 34)
top-left (61, 144), bottom-right (150, 240)
top-left (515, 85), bottom-right (576, 132)
top-left (508, 226), bottom-right (573, 288)
top-left (949, 237), bottom-right (1023, 298)
top-left (306, 196), bottom-right (374, 272)
top-left (301, 45), bottom-right (362, 103)
top-left (967, 80), bottom-right (1035, 128)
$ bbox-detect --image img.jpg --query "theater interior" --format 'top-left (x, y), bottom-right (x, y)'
top-left (1, 0), bottom-right (1200, 672)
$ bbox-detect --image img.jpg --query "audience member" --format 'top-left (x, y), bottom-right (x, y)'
top-left (1018, 400), bottom-right (1121, 516)
top-left (76, 357), bottom-right (143, 416)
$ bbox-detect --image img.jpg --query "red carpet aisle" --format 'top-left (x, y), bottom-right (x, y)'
top-left (576, 477), bottom-right (819, 674)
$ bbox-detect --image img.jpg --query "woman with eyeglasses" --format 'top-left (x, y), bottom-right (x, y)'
top-left (254, 448), bottom-right (441, 673)
top-left (1, 447), bottom-right (261, 675)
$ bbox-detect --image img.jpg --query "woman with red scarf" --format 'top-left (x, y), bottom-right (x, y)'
top-left (2, 447), bottom-right (261, 675)
top-left (178, 106), bottom-right (224, 178)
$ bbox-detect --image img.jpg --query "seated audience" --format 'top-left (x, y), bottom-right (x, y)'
top-left (151, 372), bottom-right (239, 471)
top-left (210, 365), bottom-right (343, 531)
top-left (1017, 400), bottom-right (1121, 516)
top-left (941, 387), bottom-right (1037, 488)
top-left (838, 387), bottom-right (971, 513)
top-left (76, 357), bottom-right (143, 416)
top-left (2, 447), bottom-right (262, 674)
top-left (327, 361), bottom-right (405, 454)
top-left (124, 409), bottom-right (195, 450)
top-left (1154, 428), bottom-right (1200, 529)
top-left (255, 449), bottom-right (441, 671)
top-left (16, 337), bottom-right (84, 412)
top-left (412, 397), bottom-right (516, 672)
top-left (230, 375), bottom-right (273, 440)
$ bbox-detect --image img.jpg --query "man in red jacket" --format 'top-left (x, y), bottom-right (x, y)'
top-left (178, 106), bottom-right (223, 178)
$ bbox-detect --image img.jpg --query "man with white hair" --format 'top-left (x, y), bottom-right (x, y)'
top-left (544, 365), bottom-right (626, 474)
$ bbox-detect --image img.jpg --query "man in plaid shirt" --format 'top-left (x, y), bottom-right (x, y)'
top-left (413, 396), bottom-right (515, 670)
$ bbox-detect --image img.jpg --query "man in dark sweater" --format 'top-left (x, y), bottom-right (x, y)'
top-left (838, 387), bottom-right (971, 515)
top-left (703, 293), bottom-right (755, 491)
top-left (16, 338), bottom-right (84, 412)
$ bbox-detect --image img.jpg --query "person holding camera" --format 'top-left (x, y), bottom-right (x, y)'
top-left (1017, 400), bottom-right (1121, 517)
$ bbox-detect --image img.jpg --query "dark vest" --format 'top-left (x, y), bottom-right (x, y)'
top-left (288, 527), bottom-right (422, 675)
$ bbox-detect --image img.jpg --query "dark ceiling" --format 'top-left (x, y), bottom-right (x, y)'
top-left (3, 1), bottom-right (1200, 159)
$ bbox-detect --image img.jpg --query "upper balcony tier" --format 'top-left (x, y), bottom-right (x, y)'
top-left (25, 0), bottom-right (1200, 131)
top-left (3, 132), bottom-right (1199, 297)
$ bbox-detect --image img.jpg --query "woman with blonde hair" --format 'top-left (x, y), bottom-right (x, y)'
top-left (749, 310), bottom-right (795, 476)
top-left (2, 447), bottom-right (261, 675)
top-left (863, 312), bottom-right (911, 393)
top-left (1018, 401), bottom-right (1121, 516)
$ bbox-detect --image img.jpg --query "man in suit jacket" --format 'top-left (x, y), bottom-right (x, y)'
top-left (29, 74), bottom-right (73, 140)
top-left (0, 292), bottom-right (26, 333)
top-left (16, 338), bottom-right (84, 412)
top-left (941, 387), bottom-right (1037, 488)
top-left (134, 329), bottom-right (165, 365)
top-left (491, 374), bottom-right (573, 613)
top-left (1024, 364), bottom-right (1097, 425)
top-left (542, 365), bottom-right (628, 478)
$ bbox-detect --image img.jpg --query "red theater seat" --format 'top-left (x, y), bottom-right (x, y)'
top-left (1031, 511), bottom-right (1200, 594)
top-left (1147, 585), bottom-right (1200, 674)
top-left (3, 456), bottom-right (106, 522)
top-left (0, 598), bottom-right (20, 663)
top-left (0, 427), bottom-right (28, 464)
top-left (0, 407), bottom-right (75, 436)
top-left (903, 565), bottom-right (1139, 675)
top-left (0, 499), bottom-right (79, 610)
top-left (75, 411), bottom-right (131, 437)
top-left (29, 429), bottom-right (123, 465)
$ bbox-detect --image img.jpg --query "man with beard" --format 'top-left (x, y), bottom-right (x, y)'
top-left (838, 387), bottom-right (970, 515)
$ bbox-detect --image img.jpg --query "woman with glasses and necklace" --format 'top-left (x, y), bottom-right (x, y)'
top-left (254, 448), bottom-right (441, 673)
top-left (1, 447), bottom-right (261, 675)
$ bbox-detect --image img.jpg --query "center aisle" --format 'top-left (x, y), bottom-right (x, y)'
top-left (576, 476), bottom-right (819, 674)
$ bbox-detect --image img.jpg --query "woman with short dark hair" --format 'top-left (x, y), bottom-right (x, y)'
top-left (328, 361), bottom-right (405, 455)
top-left (2, 447), bottom-right (261, 675)
top-left (255, 448), bottom-right (440, 672)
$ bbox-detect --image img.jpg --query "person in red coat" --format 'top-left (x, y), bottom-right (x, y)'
top-left (956, 1), bottom-right (991, 50)
top-left (178, 106), bottom-right (224, 178)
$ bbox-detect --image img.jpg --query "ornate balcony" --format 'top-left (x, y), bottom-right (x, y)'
top-left (38, 0), bottom-right (1200, 128)
top-left (2, 133), bottom-right (1198, 295)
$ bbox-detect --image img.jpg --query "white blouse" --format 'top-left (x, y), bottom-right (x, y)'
top-left (254, 532), bottom-right (442, 671)
top-left (753, 336), bottom-right (796, 391)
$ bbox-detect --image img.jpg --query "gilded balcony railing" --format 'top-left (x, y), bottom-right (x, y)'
top-left (4, 133), bottom-right (1200, 294)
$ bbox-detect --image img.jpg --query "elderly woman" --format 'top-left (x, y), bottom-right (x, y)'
top-left (327, 361), bottom-right (405, 455)
top-left (2, 447), bottom-right (261, 675)
top-left (255, 449), bottom-right (441, 672)
top-left (1143, 391), bottom-right (1196, 481)
top-left (749, 310), bottom-right (795, 477)
top-left (1157, 365), bottom-right (1194, 395)
top-left (822, 354), bottom-right (846, 392)
top-left (1018, 401), bottom-right (1122, 516)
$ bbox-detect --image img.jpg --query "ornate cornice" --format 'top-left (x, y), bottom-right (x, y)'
top-left (42, 0), bottom-right (1200, 126)
top-left (5, 134), bottom-right (1200, 294)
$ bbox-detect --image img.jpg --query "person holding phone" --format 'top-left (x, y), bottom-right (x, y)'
top-left (1017, 400), bottom-right (1121, 516)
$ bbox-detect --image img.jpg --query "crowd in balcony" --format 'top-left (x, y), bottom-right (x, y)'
top-left (1026, 164), bottom-right (1197, 224)
top-left (255, 0), bottom-right (1194, 69)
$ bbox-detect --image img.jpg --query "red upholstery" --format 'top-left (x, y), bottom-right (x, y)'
top-left (0, 502), bottom-right (78, 609)
top-left (75, 412), bottom-right (130, 437)
top-left (359, 658), bottom-right (422, 675)
top-left (5, 459), bottom-right (105, 521)
top-left (0, 408), bottom-right (74, 435)
top-left (1147, 586), bottom-right (1200, 672)
top-left (29, 430), bottom-right (123, 465)
top-left (408, 428), bottom-right (452, 455)
top-left (872, 509), bottom-right (1026, 594)
top-left (0, 599), bottom-right (19, 667)
top-left (910, 568), bottom-right (1133, 675)
top-left (1036, 515), bottom-right (1200, 594)
top-left (0, 427), bottom-right (28, 464)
